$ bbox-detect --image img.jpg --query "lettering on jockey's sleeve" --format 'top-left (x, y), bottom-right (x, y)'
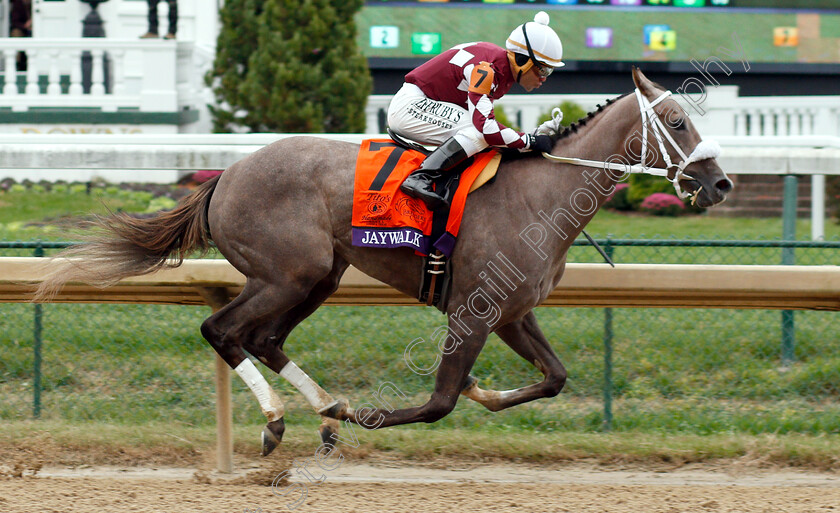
top-left (469, 62), bottom-right (494, 95)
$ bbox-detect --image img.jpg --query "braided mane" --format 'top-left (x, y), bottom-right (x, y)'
top-left (551, 92), bottom-right (631, 143)
top-left (501, 92), bottom-right (631, 162)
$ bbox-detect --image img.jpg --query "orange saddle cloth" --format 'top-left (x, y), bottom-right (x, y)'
top-left (351, 139), bottom-right (498, 257)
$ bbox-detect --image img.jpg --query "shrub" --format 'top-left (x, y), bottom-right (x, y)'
top-left (208, 0), bottom-right (370, 133)
top-left (494, 106), bottom-right (519, 132)
top-left (206, 0), bottom-right (266, 133)
top-left (640, 193), bottom-right (686, 216)
top-left (145, 196), bottom-right (178, 213)
top-left (497, 100), bottom-right (586, 134)
top-left (193, 170), bottom-right (223, 183)
top-left (536, 100), bottom-right (587, 128)
top-left (604, 183), bottom-right (632, 211)
top-left (626, 173), bottom-right (675, 209)
top-left (244, 0), bottom-right (370, 133)
top-left (130, 191), bottom-right (154, 205)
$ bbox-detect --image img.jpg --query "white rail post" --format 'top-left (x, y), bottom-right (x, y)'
top-left (809, 107), bottom-right (833, 242)
top-left (90, 48), bottom-right (105, 96)
top-left (111, 49), bottom-right (126, 98)
top-left (47, 50), bottom-right (61, 96)
top-left (733, 111), bottom-right (744, 136)
top-left (520, 104), bottom-right (541, 132)
top-left (25, 49), bottom-right (38, 96)
top-left (3, 50), bottom-right (17, 96)
top-left (364, 103), bottom-right (381, 135)
top-left (68, 50), bottom-right (84, 96)
top-left (811, 174), bottom-right (825, 241)
top-left (813, 106), bottom-right (833, 136)
top-left (760, 109), bottom-right (771, 136)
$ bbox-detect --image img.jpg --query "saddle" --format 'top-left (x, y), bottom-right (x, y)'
top-left (351, 131), bottom-right (501, 309)
top-left (388, 129), bottom-right (499, 202)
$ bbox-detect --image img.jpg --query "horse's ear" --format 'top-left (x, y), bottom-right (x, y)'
top-left (631, 66), bottom-right (653, 93)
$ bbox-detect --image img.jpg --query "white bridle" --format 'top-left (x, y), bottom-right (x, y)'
top-left (541, 88), bottom-right (721, 201)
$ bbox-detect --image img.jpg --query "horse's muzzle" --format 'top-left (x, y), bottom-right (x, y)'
top-left (681, 163), bottom-right (733, 208)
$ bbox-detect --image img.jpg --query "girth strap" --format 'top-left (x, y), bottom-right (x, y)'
top-left (420, 250), bottom-right (451, 308)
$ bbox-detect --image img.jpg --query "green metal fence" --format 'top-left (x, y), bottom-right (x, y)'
top-left (1, 238), bottom-right (837, 435)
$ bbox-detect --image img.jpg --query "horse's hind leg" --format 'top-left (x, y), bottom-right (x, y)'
top-left (322, 321), bottom-right (492, 428)
top-left (245, 256), bottom-right (350, 448)
top-left (461, 311), bottom-right (567, 411)
top-left (201, 268), bottom-right (336, 455)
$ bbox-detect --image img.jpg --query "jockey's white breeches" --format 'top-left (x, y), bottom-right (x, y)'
top-left (387, 83), bottom-right (489, 157)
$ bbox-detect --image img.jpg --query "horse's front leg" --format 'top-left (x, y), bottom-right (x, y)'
top-left (461, 311), bottom-right (567, 412)
top-left (325, 324), bottom-right (491, 428)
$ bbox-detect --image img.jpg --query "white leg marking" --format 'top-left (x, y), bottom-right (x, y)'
top-left (234, 359), bottom-right (285, 422)
top-left (280, 361), bottom-right (337, 414)
top-left (461, 381), bottom-right (517, 410)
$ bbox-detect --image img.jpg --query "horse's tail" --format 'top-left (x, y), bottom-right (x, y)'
top-left (33, 175), bottom-right (221, 302)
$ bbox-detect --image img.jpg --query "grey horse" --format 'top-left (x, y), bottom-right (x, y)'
top-left (35, 68), bottom-right (732, 455)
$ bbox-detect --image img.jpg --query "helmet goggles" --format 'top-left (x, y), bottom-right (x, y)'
top-left (522, 22), bottom-right (554, 78)
top-left (533, 61), bottom-right (554, 78)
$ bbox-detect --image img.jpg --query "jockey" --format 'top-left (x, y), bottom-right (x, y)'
top-left (388, 11), bottom-right (564, 209)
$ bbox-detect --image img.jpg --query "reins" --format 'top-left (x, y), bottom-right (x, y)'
top-left (540, 88), bottom-right (722, 203)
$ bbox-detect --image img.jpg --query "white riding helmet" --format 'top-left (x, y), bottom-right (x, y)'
top-left (506, 11), bottom-right (564, 80)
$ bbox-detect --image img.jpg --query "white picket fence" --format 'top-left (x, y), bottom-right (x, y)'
top-left (0, 39), bottom-right (212, 120)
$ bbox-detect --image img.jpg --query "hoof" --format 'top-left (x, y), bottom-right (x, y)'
top-left (319, 417), bottom-right (340, 446)
top-left (318, 398), bottom-right (349, 419)
top-left (261, 418), bottom-right (285, 457)
top-left (461, 375), bottom-right (478, 393)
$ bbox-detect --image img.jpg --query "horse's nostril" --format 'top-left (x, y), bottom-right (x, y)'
top-left (715, 179), bottom-right (733, 193)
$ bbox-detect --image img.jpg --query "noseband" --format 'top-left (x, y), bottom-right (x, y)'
top-left (541, 88), bottom-right (721, 201)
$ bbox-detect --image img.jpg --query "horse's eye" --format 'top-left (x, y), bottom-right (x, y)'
top-left (672, 119), bottom-right (686, 131)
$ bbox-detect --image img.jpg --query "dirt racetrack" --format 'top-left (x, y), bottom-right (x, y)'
top-left (2, 462), bottom-right (840, 513)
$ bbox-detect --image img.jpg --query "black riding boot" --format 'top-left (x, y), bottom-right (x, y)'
top-left (400, 137), bottom-right (469, 210)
